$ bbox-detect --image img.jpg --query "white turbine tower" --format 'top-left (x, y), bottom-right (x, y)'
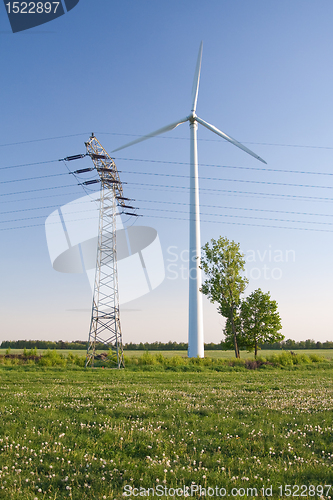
top-left (113, 42), bottom-right (266, 358)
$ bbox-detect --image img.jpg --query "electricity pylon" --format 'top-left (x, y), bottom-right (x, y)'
top-left (84, 134), bottom-right (125, 368)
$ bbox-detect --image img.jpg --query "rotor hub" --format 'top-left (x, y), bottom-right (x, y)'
top-left (189, 112), bottom-right (197, 123)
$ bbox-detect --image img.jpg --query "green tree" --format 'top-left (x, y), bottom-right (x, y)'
top-left (200, 237), bottom-right (248, 358)
top-left (240, 288), bottom-right (283, 357)
top-left (222, 315), bottom-right (248, 352)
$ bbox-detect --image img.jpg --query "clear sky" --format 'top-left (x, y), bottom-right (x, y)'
top-left (1, 1), bottom-right (333, 345)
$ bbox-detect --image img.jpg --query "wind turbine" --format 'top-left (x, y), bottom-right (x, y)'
top-left (113, 42), bottom-right (266, 358)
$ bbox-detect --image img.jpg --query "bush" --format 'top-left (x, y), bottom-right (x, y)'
top-left (167, 355), bottom-right (186, 367)
top-left (293, 353), bottom-right (311, 365)
top-left (123, 355), bottom-right (131, 366)
top-left (39, 349), bottom-right (66, 367)
top-left (266, 351), bottom-right (328, 367)
top-left (23, 347), bottom-right (37, 357)
top-left (1, 357), bottom-right (19, 366)
top-left (268, 352), bottom-right (294, 367)
top-left (309, 353), bottom-right (325, 363)
top-left (154, 353), bottom-right (166, 365)
top-left (67, 352), bottom-right (85, 367)
top-left (229, 358), bottom-right (246, 367)
top-left (137, 352), bottom-right (157, 365)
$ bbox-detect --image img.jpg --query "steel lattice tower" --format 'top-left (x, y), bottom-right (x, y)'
top-left (85, 135), bottom-right (125, 368)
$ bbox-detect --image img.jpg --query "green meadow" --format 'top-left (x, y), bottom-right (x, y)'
top-left (1, 349), bottom-right (333, 360)
top-left (0, 365), bottom-right (332, 499)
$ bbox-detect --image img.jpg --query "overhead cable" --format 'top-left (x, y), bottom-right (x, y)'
top-left (0, 159), bottom-right (62, 171)
top-left (2, 166), bottom-right (333, 191)
top-left (115, 157), bottom-right (333, 177)
top-left (2, 130), bottom-right (333, 151)
top-left (2, 199), bottom-right (333, 219)
top-left (1, 204), bottom-right (333, 227)
top-left (2, 156), bottom-right (333, 179)
top-left (120, 170), bottom-right (333, 190)
top-left (2, 213), bottom-right (333, 233)
top-left (0, 133), bottom-right (88, 148)
top-left (2, 180), bottom-right (333, 203)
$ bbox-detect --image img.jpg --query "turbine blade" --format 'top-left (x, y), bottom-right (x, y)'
top-left (112, 117), bottom-right (189, 152)
top-left (196, 116), bottom-right (267, 164)
top-left (191, 41), bottom-right (203, 113)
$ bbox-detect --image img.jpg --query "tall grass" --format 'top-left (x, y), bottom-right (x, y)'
top-left (0, 349), bottom-right (331, 371)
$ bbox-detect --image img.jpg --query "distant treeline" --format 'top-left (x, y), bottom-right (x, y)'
top-left (1, 340), bottom-right (90, 350)
top-left (1, 339), bottom-right (333, 350)
top-left (261, 339), bottom-right (333, 350)
top-left (124, 339), bottom-right (333, 350)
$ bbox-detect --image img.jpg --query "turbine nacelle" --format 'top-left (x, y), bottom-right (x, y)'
top-left (188, 112), bottom-right (196, 123)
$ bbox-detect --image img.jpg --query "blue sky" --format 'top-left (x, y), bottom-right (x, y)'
top-left (1, 1), bottom-right (333, 345)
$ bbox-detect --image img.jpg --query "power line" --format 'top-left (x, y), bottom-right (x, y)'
top-left (3, 154), bottom-right (333, 209)
top-left (4, 166), bottom-right (333, 191)
top-left (2, 212), bottom-right (333, 233)
top-left (0, 191), bottom-right (81, 205)
top-left (2, 198), bottom-right (333, 220)
top-left (60, 159), bottom-right (94, 199)
top-left (129, 183), bottom-right (333, 201)
top-left (136, 199), bottom-right (333, 218)
top-left (138, 206), bottom-right (333, 226)
top-left (0, 159), bottom-right (61, 171)
top-left (0, 172), bottom-right (70, 184)
top-left (0, 133), bottom-right (88, 148)
top-left (3, 136), bottom-right (333, 235)
top-left (2, 178), bottom-right (333, 203)
top-left (0, 208), bottom-right (102, 225)
top-left (141, 214), bottom-right (333, 233)
top-left (116, 157), bottom-right (333, 177)
top-left (2, 130), bottom-right (333, 151)
top-left (3, 155), bottom-right (333, 179)
top-left (1, 196), bottom-right (333, 227)
top-left (127, 181), bottom-right (333, 200)
top-left (0, 184), bottom-right (82, 198)
top-left (1, 183), bottom-right (333, 208)
top-left (121, 170), bottom-right (333, 190)
top-left (95, 132), bottom-right (333, 150)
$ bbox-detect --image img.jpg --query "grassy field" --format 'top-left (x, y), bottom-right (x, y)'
top-left (1, 348), bottom-right (333, 360)
top-left (0, 366), bottom-right (332, 499)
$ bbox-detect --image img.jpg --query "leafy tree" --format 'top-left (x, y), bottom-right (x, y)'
top-left (200, 237), bottom-right (248, 358)
top-left (240, 288), bottom-right (283, 357)
top-left (222, 315), bottom-right (248, 352)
